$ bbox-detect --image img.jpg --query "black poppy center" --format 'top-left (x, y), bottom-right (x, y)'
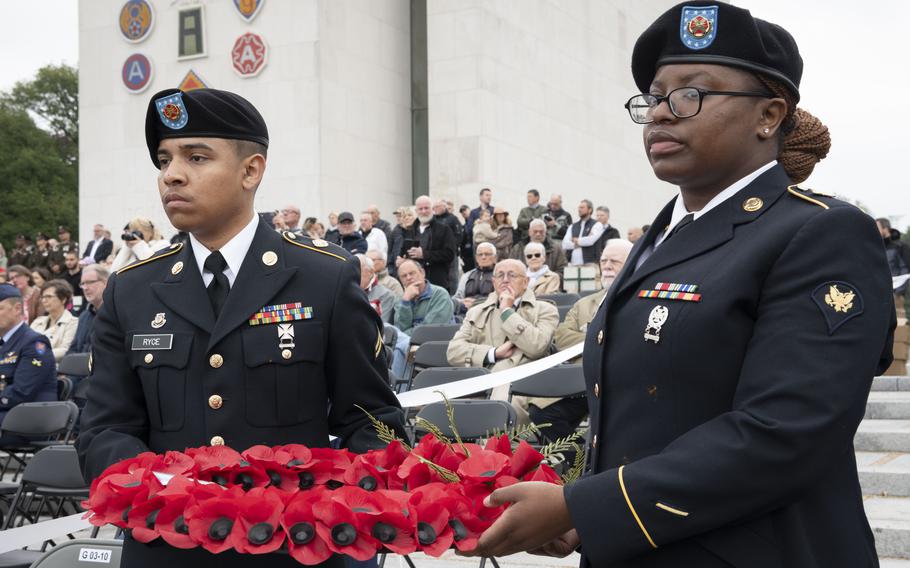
top-left (145, 509), bottom-right (160, 529)
top-left (287, 458), bottom-right (304, 467)
top-left (174, 515), bottom-right (189, 535)
top-left (235, 472), bottom-right (255, 491)
top-left (247, 522), bottom-right (274, 545)
top-left (208, 517), bottom-right (234, 541)
top-left (267, 470), bottom-right (283, 487)
top-left (298, 471), bottom-right (315, 489)
top-left (358, 476), bottom-right (378, 491)
top-left (326, 480), bottom-right (344, 490)
top-left (290, 522), bottom-right (316, 545)
top-left (449, 519), bottom-right (467, 542)
top-left (331, 523), bottom-right (357, 546)
top-left (211, 474), bottom-right (229, 486)
top-left (121, 506), bottom-right (132, 523)
top-left (417, 521), bottom-right (437, 545)
top-left (371, 522), bottom-right (397, 543)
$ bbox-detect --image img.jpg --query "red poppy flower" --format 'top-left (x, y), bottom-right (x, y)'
top-left (361, 490), bottom-right (416, 555)
top-left (313, 491), bottom-right (379, 560)
top-left (523, 463), bottom-right (562, 484)
top-left (509, 441), bottom-right (545, 479)
top-left (281, 488), bottom-right (333, 565)
top-left (281, 446), bottom-right (351, 489)
top-left (186, 445), bottom-right (244, 473)
top-left (484, 434), bottom-right (513, 457)
top-left (458, 475), bottom-right (517, 524)
top-left (344, 455), bottom-right (388, 492)
top-left (126, 492), bottom-right (165, 543)
top-left (231, 487), bottom-right (286, 554)
top-left (456, 450), bottom-right (510, 484)
top-left (85, 470), bottom-right (149, 528)
top-left (184, 485), bottom-right (244, 554)
top-left (155, 477), bottom-right (198, 550)
top-left (408, 484), bottom-right (455, 557)
top-left (240, 446), bottom-right (299, 492)
top-left (445, 487), bottom-right (491, 552)
top-left (147, 451), bottom-right (198, 479)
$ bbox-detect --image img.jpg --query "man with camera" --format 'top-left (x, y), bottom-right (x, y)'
top-left (110, 218), bottom-right (170, 272)
top-left (545, 194), bottom-right (573, 241)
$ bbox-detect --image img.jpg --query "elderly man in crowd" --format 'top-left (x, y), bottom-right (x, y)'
top-left (280, 204), bottom-right (302, 234)
top-left (66, 264), bottom-right (110, 357)
top-left (356, 254), bottom-right (396, 323)
top-left (396, 195), bottom-right (457, 293)
top-left (389, 259), bottom-right (454, 377)
top-left (453, 242), bottom-right (497, 315)
top-left (82, 224), bottom-right (113, 265)
top-left (360, 211), bottom-right (389, 258)
top-left (509, 218), bottom-right (567, 277)
top-left (332, 211), bottom-right (369, 254)
top-left (627, 226), bottom-right (644, 243)
top-left (366, 250), bottom-right (403, 301)
top-left (367, 204), bottom-right (393, 241)
top-left (447, 258), bottom-right (558, 423)
top-left (536, 239), bottom-right (635, 444)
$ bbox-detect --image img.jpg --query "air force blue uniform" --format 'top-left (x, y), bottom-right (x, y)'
top-left (568, 165), bottom-right (896, 567)
top-left (0, 323), bottom-right (58, 420)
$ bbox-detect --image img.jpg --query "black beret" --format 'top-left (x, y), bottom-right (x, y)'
top-left (632, 2), bottom-right (802, 101)
top-left (145, 88), bottom-right (269, 167)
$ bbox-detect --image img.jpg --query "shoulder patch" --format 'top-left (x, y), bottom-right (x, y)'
top-left (811, 281), bottom-right (863, 334)
top-left (117, 242), bottom-right (185, 274)
top-left (35, 341), bottom-right (47, 355)
top-left (787, 185), bottom-right (830, 210)
top-left (282, 232), bottom-right (347, 261)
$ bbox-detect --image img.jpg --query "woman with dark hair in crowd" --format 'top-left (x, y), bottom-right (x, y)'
top-left (30, 267), bottom-right (51, 289)
top-left (6, 264), bottom-right (44, 323)
top-left (467, 3), bottom-right (895, 566)
top-left (30, 279), bottom-right (78, 362)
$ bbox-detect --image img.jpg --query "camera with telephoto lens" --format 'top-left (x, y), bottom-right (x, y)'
top-left (121, 230), bottom-right (144, 241)
top-left (543, 214), bottom-right (553, 222)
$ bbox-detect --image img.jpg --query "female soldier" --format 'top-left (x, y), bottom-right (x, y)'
top-left (467, 3), bottom-right (895, 567)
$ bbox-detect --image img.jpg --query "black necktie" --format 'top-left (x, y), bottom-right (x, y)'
top-left (662, 213), bottom-right (694, 244)
top-left (204, 251), bottom-right (230, 317)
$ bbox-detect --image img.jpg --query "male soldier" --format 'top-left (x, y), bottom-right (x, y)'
top-left (54, 225), bottom-right (80, 263)
top-left (76, 88), bottom-right (406, 568)
top-left (0, 284), bottom-right (57, 445)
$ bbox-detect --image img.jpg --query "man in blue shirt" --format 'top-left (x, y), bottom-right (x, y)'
top-left (0, 284), bottom-right (58, 445)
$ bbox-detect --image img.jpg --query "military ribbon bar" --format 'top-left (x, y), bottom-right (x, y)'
top-left (248, 303), bottom-right (314, 326)
top-left (638, 289), bottom-right (702, 302)
top-left (652, 282), bottom-right (699, 293)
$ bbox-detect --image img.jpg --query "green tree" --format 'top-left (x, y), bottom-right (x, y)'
top-left (2, 64), bottom-right (78, 164)
top-left (0, 64), bottom-right (78, 253)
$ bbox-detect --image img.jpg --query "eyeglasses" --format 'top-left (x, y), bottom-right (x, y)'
top-left (40, 294), bottom-right (58, 300)
top-left (525, 253), bottom-right (543, 259)
top-left (624, 87), bottom-right (773, 124)
top-left (493, 272), bottom-right (525, 281)
top-left (80, 279), bottom-right (102, 286)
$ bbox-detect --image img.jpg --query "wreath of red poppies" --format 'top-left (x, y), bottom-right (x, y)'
top-left (83, 434), bottom-right (561, 563)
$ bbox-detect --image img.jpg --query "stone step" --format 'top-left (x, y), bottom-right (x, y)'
top-left (873, 377), bottom-right (910, 392)
top-left (866, 496), bottom-right (910, 559)
top-left (858, 452), bottom-right (910, 497)
top-left (868, 393), bottom-right (910, 420)
top-left (881, 559), bottom-right (910, 567)
top-left (856, 421), bottom-right (910, 453)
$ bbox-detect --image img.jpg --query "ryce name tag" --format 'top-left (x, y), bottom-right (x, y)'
top-left (131, 334), bottom-right (174, 350)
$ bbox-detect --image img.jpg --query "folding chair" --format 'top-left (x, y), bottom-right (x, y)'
top-left (56, 353), bottom-right (91, 378)
top-left (405, 367), bottom-right (491, 433)
top-left (56, 377), bottom-right (73, 402)
top-left (29, 539), bottom-right (123, 568)
top-left (72, 376), bottom-right (92, 404)
top-left (2, 445), bottom-right (89, 542)
top-left (509, 364), bottom-right (586, 399)
top-left (403, 341), bottom-right (452, 390)
top-left (557, 304), bottom-right (572, 322)
top-left (408, 323), bottom-right (461, 345)
top-left (414, 399), bottom-right (517, 441)
top-left (0, 401), bottom-right (80, 480)
top-left (538, 292), bottom-right (580, 307)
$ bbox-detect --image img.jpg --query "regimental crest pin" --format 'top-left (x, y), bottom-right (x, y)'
top-left (155, 92), bottom-right (189, 130)
top-left (644, 305), bottom-right (669, 343)
top-left (151, 313), bottom-right (167, 329)
top-left (680, 5), bottom-right (718, 50)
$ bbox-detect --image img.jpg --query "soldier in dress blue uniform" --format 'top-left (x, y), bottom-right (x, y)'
top-left (76, 88), bottom-right (407, 568)
top-left (0, 283), bottom-right (57, 444)
top-left (467, 3), bottom-right (896, 567)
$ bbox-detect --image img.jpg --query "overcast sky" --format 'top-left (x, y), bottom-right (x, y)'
top-left (0, 1), bottom-right (905, 225)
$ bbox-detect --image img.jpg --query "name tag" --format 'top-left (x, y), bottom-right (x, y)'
top-left (131, 334), bottom-right (174, 350)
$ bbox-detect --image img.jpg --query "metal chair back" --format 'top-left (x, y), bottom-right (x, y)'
top-left (408, 324), bottom-right (461, 346)
top-left (415, 399), bottom-right (516, 441)
top-left (56, 353), bottom-right (91, 377)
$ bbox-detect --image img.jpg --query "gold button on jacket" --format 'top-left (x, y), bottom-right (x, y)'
top-left (208, 395), bottom-right (223, 410)
top-left (209, 354), bottom-right (224, 368)
top-left (210, 435), bottom-right (225, 446)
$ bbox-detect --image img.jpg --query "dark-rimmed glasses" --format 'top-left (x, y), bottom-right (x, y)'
top-left (624, 87), bottom-right (773, 124)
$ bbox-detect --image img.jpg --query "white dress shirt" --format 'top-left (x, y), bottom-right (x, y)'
top-left (363, 228), bottom-right (388, 258)
top-left (636, 161), bottom-right (777, 270)
top-left (189, 214), bottom-right (260, 287)
top-left (562, 220), bottom-right (605, 265)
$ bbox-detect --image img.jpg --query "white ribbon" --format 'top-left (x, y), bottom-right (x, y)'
top-left (0, 343), bottom-right (586, 553)
top-left (895, 274), bottom-right (910, 291)
top-left (0, 512), bottom-right (92, 554)
top-left (396, 342), bottom-right (584, 408)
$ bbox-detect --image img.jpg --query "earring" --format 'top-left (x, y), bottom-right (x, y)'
top-left (763, 128), bottom-right (770, 134)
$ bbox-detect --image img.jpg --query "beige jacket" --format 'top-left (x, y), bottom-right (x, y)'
top-left (30, 309), bottom-right (79, 362)
top-left (447, 290), bottom-right (559, 415)
top-left (530, 270), bottom-right (561, 296)
top-left (554, 291), bottom-right (606, 362)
